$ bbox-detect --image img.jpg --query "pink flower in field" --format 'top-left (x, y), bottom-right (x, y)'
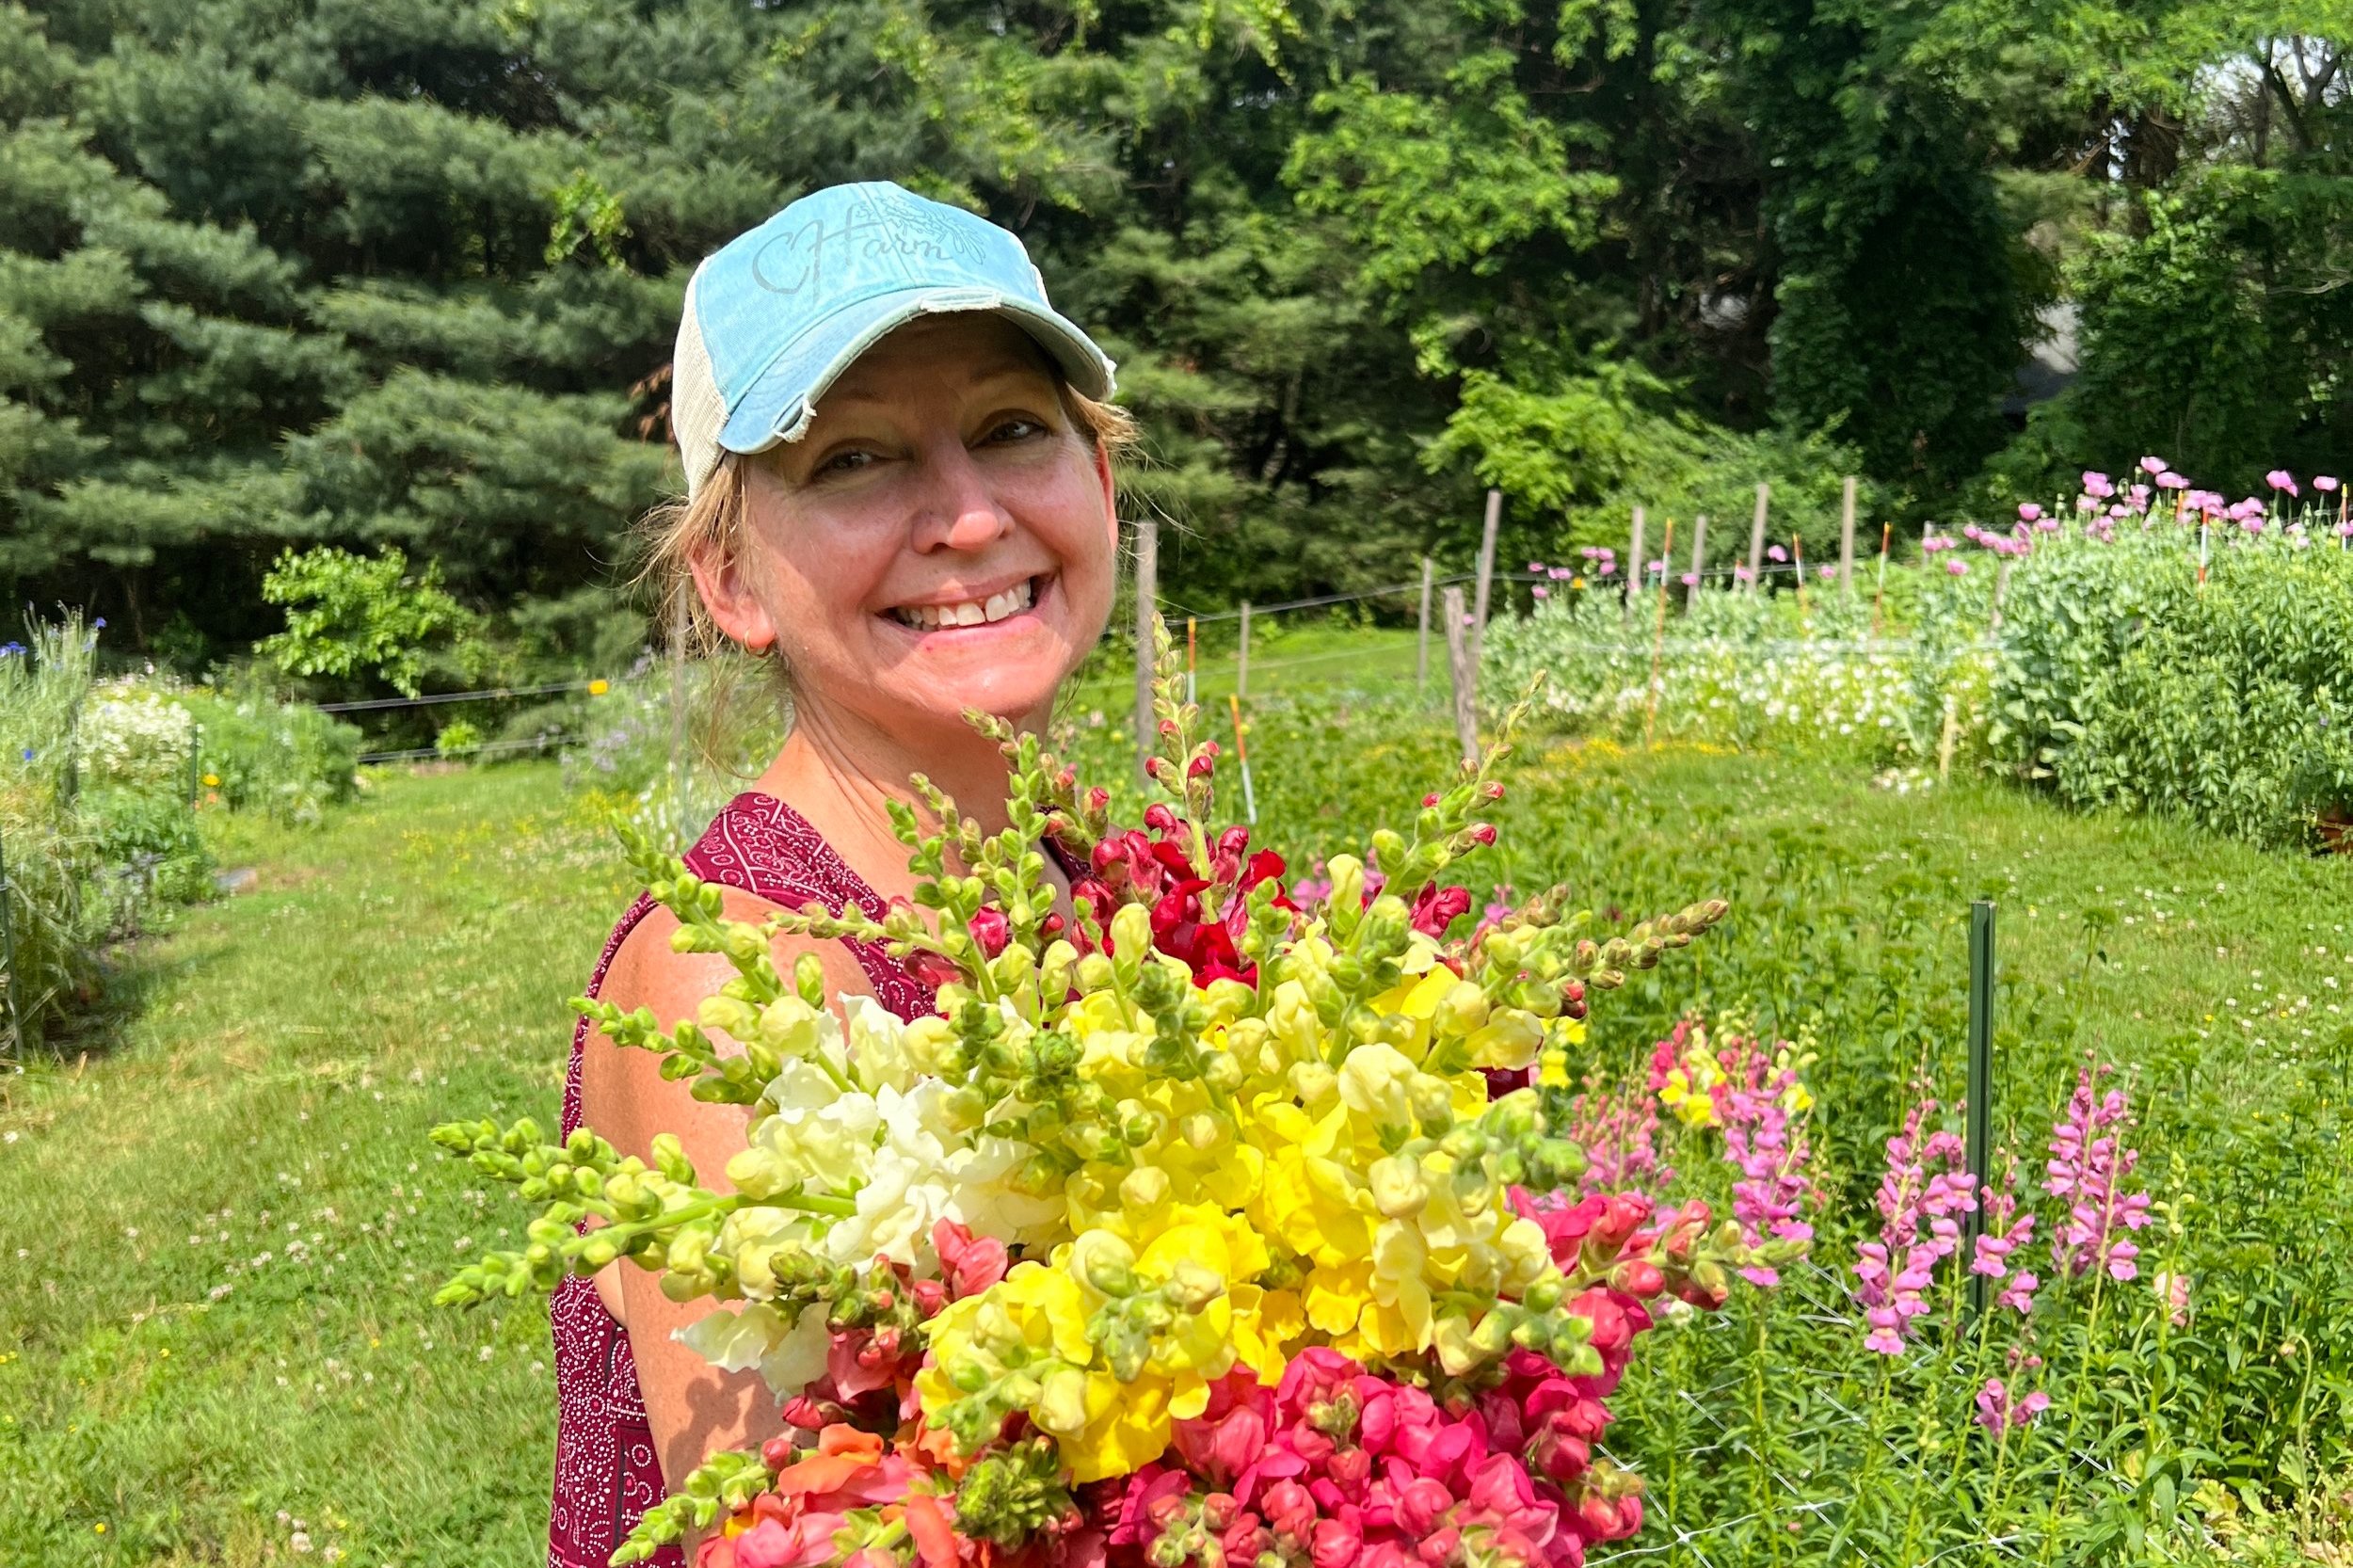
top-left (1975, 1378), bottom-right (2051, 1435)
top-left (2075, 495), bottom-right (2096, 511)
top-left (2107, 503), bottom-right (2128, 520)
top-left (2017, 503), bottom-right (2042, 522)
top-left (2267, 469), bottom-right (2299, 495)
top-left (1817, 565), bottom-right (1837, 581)
top-left (2156, 472), bottom-right (2187, 489)
top-left (2046, 1062), bottom-right (2153, 1282)
top-left (1550, 567), bottom-right (1573, 580)
top-left (1733, 565), bottom-right (1754, 583)
top-left (2128, 484), bottom-right (2151, 508)
top-left (1564, 1069), bottom-right (1671, 1196)
top-left (1528, 561), bottom-right (1545, 572)
top-left (1709, 1032), bottom-right (1817, 1288)
top-left (1971, 1156), bottom-right (2041, 1315)
top-left (2138, 455), bottom-right (2169, 475)
top-left (1531, 585), bottom-right (1549, 600)
top-left (2153, 1271), bottom-right (2191, 1327)
top-left (1679, 572), bottom-right (1698, 587)
top-left (1945, 559), bottom-right (1968, 576)
top-left (2082, 471), bottom-right (2115, 499)
top-left (1767, 544), bottom-right (1787, 563)
top-left (1854, 1098), bottom-right (1976, 1354)
top-left (2316, 475), bottom-right (2341, 492)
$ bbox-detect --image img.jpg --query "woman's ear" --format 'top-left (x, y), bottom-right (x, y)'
top-left (687, 540), bottom-right (776, 652)
top-left (1094, 440), bottom-right (1117, 552)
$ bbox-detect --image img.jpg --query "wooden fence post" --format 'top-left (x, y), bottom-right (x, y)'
top-left (1133, 517), bottom-right (1158, 787)
top-left (1839, 474), bottom-right (1858, 594)
top-left (1644, 519), bottom-right (1674, 746)
top-left (1416, 558), bottom-right (1433, 705)
top-left (1471, 488), bottom-right (1501, 666)
top-left (1625, 504), bottom-right (1647, 616)
top-left (1687, 513), bottom-right (1708, 609)
top-left (1237, 600), bottom-right (1252, 699)
top-left (1442, 584), bottom-right (1479, 766)
top-left (1748, 482), bottom-right (1769, 591)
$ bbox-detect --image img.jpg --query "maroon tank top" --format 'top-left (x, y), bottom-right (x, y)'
top-left (549, 792), bottom-right (935, 1568)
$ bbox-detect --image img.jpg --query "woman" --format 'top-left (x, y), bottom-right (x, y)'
top-left (550, 182), bottom-right (1132, 1568)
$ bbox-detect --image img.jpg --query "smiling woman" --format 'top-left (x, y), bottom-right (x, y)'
top-left (552, 184), bottom-right (1134, 1568)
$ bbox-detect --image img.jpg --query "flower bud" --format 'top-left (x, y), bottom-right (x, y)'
top-left (1368, 1155), bottom-right (1430, 1218)
top-left (1119, 1164), bottom-right (1171, 1215)
top-left (1074, 1230), bottom-right (1141, 1296)
top-left (1324, 855), bottom-right (1366, 919)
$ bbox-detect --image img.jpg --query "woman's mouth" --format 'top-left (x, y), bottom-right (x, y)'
top-left (888, 574), bottom-right (1045, 632)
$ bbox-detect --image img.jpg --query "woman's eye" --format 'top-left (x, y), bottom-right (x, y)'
top-left (815, 449), bottom-right (873, 476)
top-left (983, 417), bottom-right (1046, 445)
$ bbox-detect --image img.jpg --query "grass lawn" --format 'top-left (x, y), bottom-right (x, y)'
top-left (5, 679), bottom-right (2350, 1564)
top-left (0, 763), bottom-right (634, 1568)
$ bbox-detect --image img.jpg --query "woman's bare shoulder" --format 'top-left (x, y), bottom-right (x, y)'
top-left (598, 884), bottom-right (874, 1024)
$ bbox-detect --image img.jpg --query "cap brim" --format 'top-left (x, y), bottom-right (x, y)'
top-left (716, 286), bottom-right (1117, 456)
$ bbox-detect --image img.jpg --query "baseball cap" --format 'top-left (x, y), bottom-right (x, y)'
top-left (670, 181), bottom-right (1117, 497)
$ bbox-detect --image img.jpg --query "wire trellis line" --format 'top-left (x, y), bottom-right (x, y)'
top-left (319, 678), bottom-right (600, 712)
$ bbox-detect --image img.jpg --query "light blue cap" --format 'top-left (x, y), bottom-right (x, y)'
top-left (671, 181), bottom-right (1117, 494)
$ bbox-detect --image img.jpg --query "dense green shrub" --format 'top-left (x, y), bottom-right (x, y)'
top-left (178, 680), bottom-right (362, 826)
top-left (1990, 526), bottom-right (2353, 847)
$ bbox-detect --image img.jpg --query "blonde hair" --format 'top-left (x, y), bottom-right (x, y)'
top-left (636, 383), bottom-right (1138, 660)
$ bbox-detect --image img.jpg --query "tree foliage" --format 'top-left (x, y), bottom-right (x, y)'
top-left (1, 0), bottom-right (2345, 663)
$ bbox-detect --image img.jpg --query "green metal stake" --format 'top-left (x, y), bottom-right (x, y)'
top-left (1965, 899), bottom-right (1996, 1316)
top-left (0, 822), bottom-right (22, 1060)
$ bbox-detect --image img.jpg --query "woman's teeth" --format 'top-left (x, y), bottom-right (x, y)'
top-left (893, 578), bottom-right (1035, 631)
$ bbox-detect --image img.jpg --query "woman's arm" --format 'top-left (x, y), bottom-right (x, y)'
top-left (578, 888), bottom-right (880, 1540)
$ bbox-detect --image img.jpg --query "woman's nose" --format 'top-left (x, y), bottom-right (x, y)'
top-left (910, 444), bottom-right (1014, 552)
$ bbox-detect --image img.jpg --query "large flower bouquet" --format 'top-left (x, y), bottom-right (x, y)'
top-left (433, 646), bottom-right (1778, 1568)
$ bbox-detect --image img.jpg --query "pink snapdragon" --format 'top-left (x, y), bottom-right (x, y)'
top-left (2044, 1064), bottom-right (2153, 1282)
top-left (1707, 1036), bottom-right (1817, 1287)
top-left (1973, 1378), bottom-right (2050, 1435)
top-left (1562, 1076), bottom-right (1670, 1196)
top-left (1853, 1099), bottom-right (1976, 1354)
top-left (1969, 1156), bottom-right (2041, 1314)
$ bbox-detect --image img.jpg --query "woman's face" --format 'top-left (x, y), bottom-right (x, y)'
top-left (697, 314), bottom-right (1118, 744)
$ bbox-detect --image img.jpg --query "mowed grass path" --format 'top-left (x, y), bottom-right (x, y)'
top-left (1, 763), bottom-right (635, 1568)
top-left (5, 720), bottom-right (2351, 1566)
